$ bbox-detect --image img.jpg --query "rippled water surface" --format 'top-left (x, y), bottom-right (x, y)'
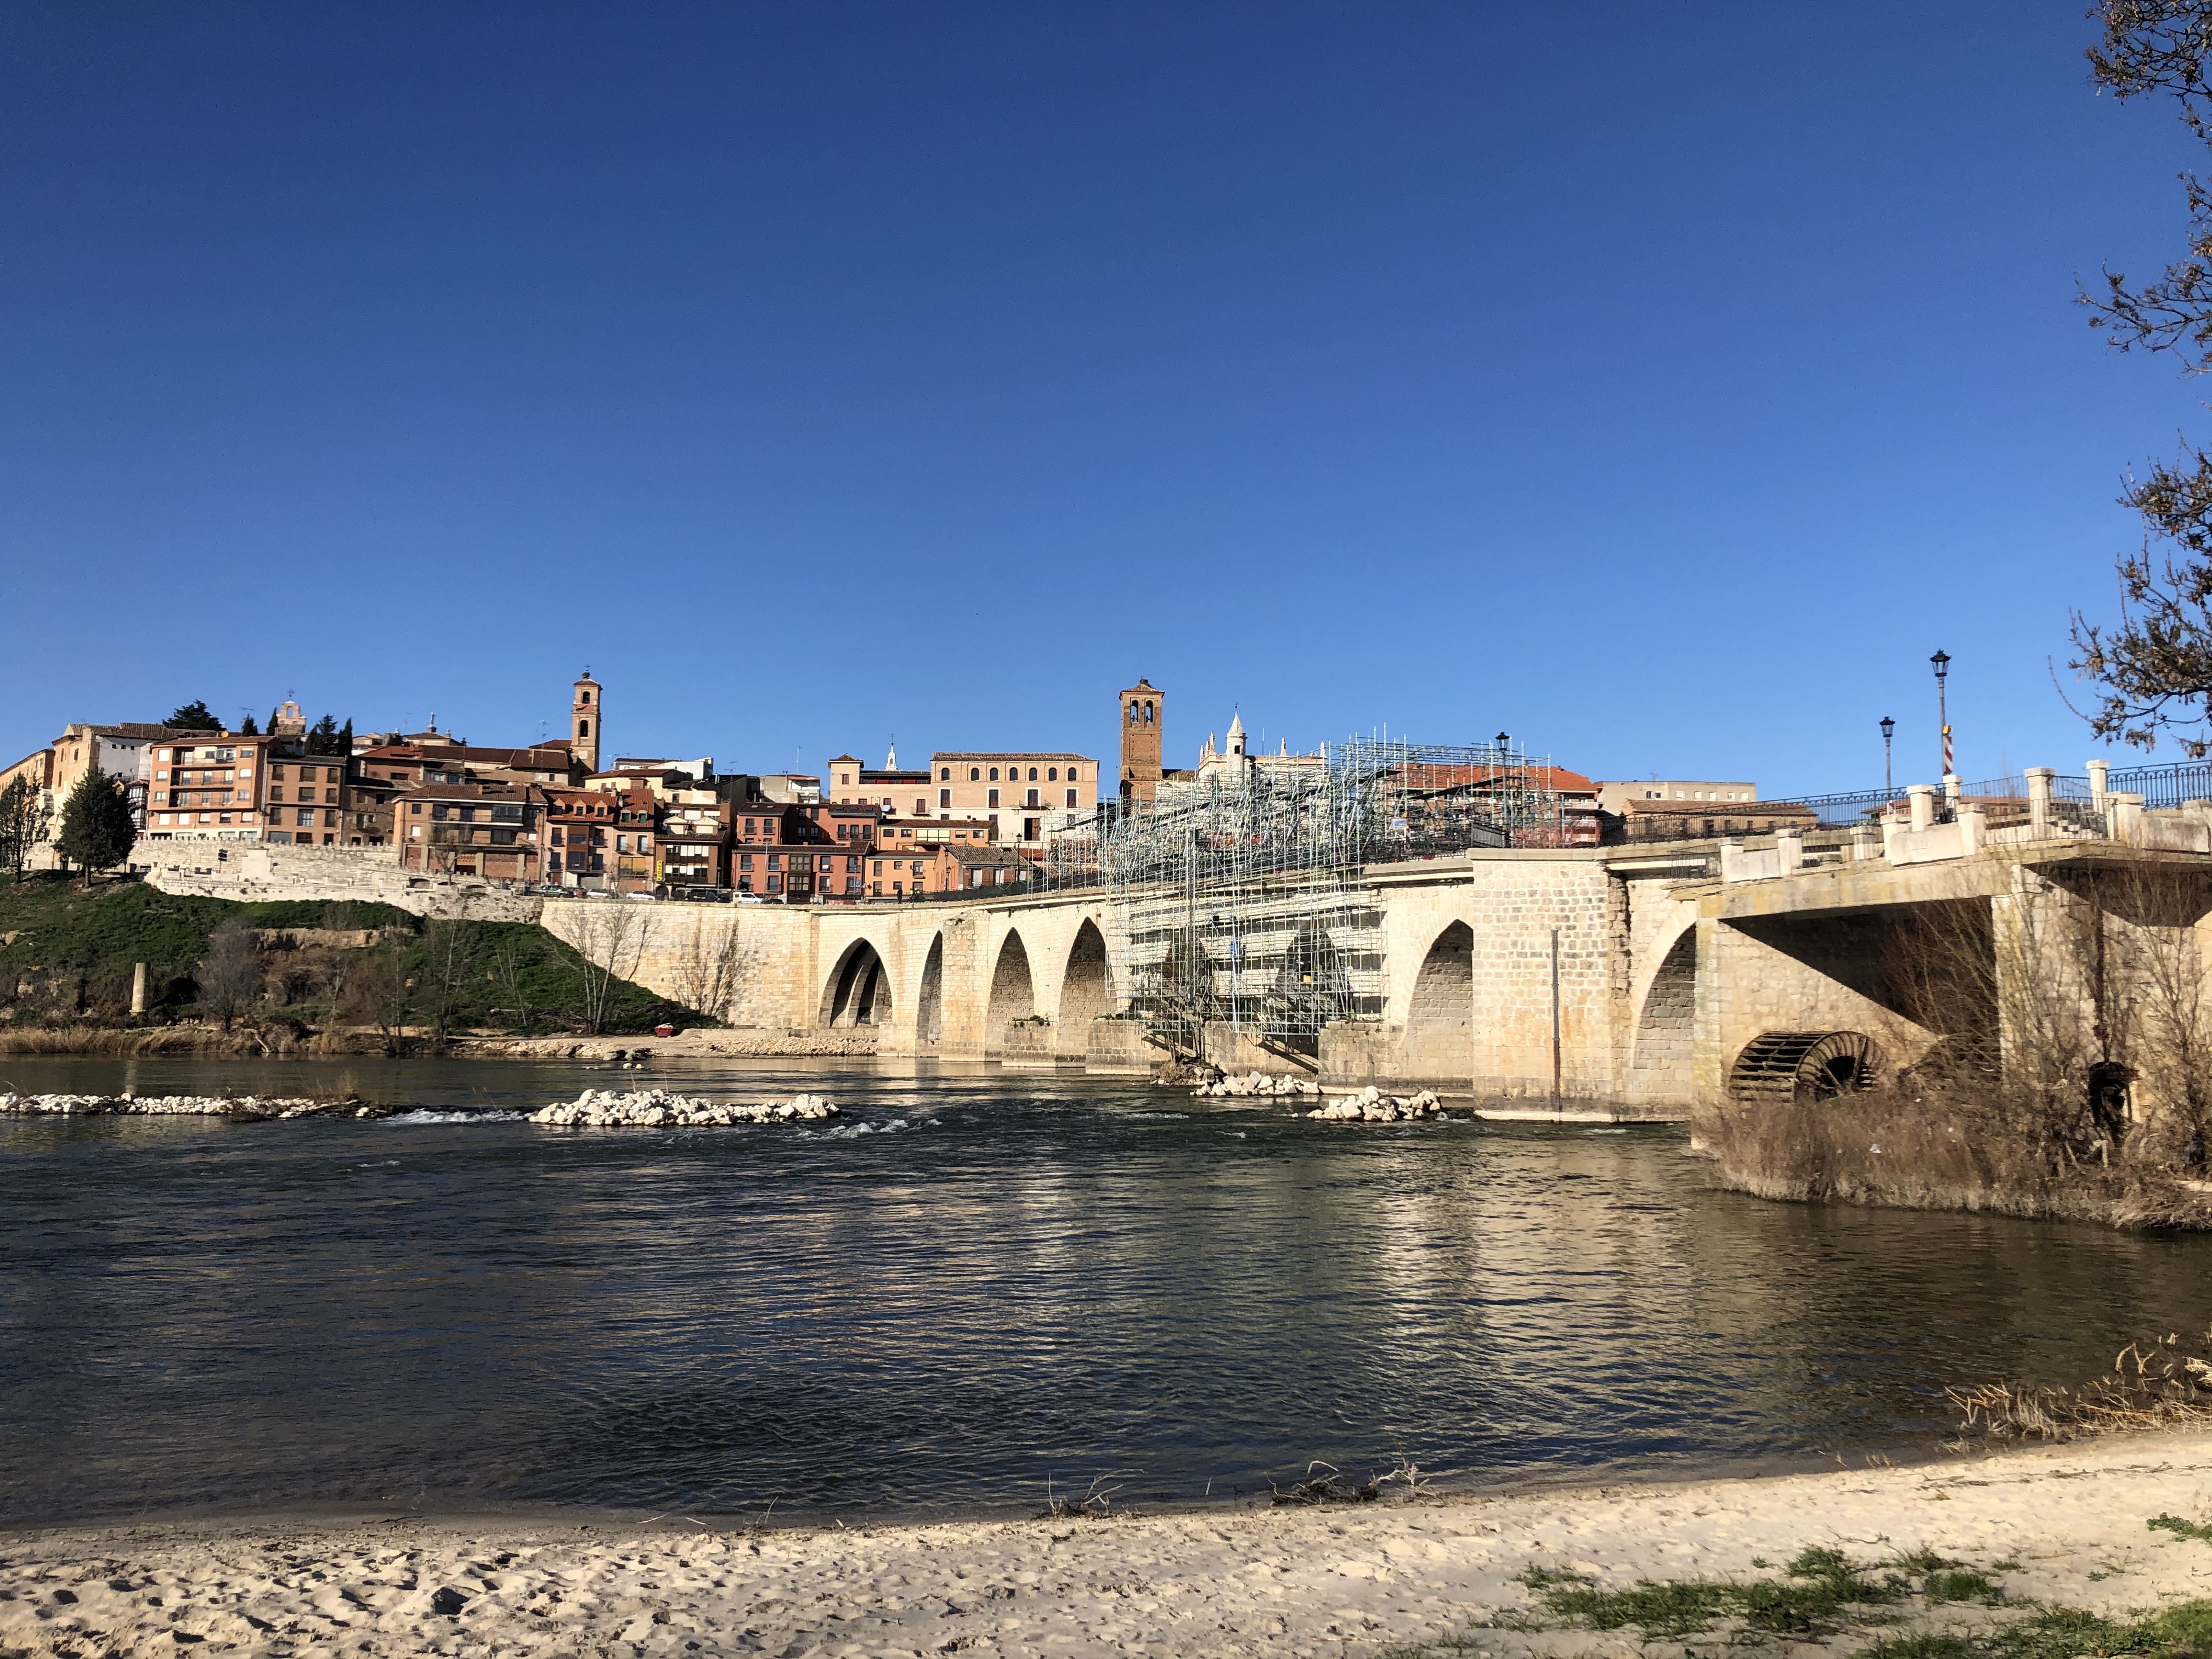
top-left (3, 1053), bottom-right (2210, 1526)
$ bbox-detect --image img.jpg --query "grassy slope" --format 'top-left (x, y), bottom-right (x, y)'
top-left (0, 873), bottom-right (693, 1034)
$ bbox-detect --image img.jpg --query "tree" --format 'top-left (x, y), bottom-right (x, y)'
top-left (197, 921), bottom-right (264, 1032)
top-left (166, 700), bottom-right (219, 731)
top-left (340, 942), bottom-right (410, 1054)
top-left (266, 707), bottom-right (281, 737)
top-left (0, 774), bottom-right (46, 878)
top-left (54, 767), bottom-right (136, 881)
top-left (238, 713), bottom-right (259, 736)
top-left (305, 715), bottom-right (346, 755)
top-left (2070, 2), bottom-right (2212, 753)
top-left (567, 904), bottom-right (644, 1034)
top-left (416, 917), bottom-right (480, 1043)
top-left (670, 913), bottom-right (755, 1023)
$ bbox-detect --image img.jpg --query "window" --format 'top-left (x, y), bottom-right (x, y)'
top-left (940, 767), bottom-right (950, 781)
top-left (819, 855), bottom-right (832, 872)
top-left (845, 855), bottom-right (859, 872)
top-left (409, 802), bottom-right (422, 814)
top-left (1144, 703), bottom-right (1153, 723)
top-left (739, 853), bottom-right (753, 871)
top-left (1028, 767), bottom-right (1037, 781)
top-left (298, 787), bottom-right (317, 804)
top-left (988, 788), bottom-right (999, 808)
top-left (616, 833), bottom-right (628, 853)
top-left (737, 876), bottom-right (752, 892)
top-left (1128, 703), bottom-right (1138, 723)
top-left (1069, 768), bottom-right (1079, 781)
top-left (1025, 789), bottom-right (1039, 808)
top-left (989, 767), bottom-right (999, 781)
top-left (915, 798), bottom-right (927, 815)
top-left (939, 788), bottom-right (950, 809)
top-left (270, 786), bottom-right (285, 803)
top-left (767, 874), bottom-right (781, 893)
top-left (296, 809), bottom-right (314, 827)
top-left (1065, 788), bottom-right (1077, 808)
top-left (768, 854), bottom-right (780, 870)
top-left (269, 765), bottom-right (285, 780)
top-left (970, 767), bottom-right (980, 781)
top-left (432, 804), bottom-right (448, 820)
top-left (577, 719), bottom-right (590, 738)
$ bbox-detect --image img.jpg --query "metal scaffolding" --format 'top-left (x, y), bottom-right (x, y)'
top-left (1045, 736), bottom-right (1562, 1058)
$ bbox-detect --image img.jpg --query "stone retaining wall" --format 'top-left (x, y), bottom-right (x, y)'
top-left (136, 840), bottom-right (543, 922)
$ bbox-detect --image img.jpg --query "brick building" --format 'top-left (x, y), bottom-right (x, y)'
top-left (395, 779), bottom-right (543, 880)
top-left (1118, 679), bottom-right (1164, 805)
top-left (143, 727), bottom-right (352, 845)
top-left (543, 787), bottom-right (615, 886)
top-left (865, 839), bottom-right (1034, 896)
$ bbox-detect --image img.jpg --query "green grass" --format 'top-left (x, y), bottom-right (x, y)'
top-left (1510, 1545), bottom-right (1923, 1639)
top-left (2151, 1515), bottom-right (2212, 1544)
top-left (1858, 1599), bottom-right (2212, 1659)
top-left (0, 873), bottom-right (693, 1035)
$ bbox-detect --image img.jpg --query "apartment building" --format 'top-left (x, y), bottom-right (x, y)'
top-left (143, 730), bottom-right (351, 845)
top-left (929, 751), bottom-right (1097, 847)
top-left (827, 754), bottom-right (935, 822)
top-left (864, 839), bottom-right (1034, 897)
top-left (394, 779), bottom-right (542, 881)
top-left (543, 787), bottom-right (616, 886)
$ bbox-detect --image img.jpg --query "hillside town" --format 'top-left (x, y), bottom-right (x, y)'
top-left (0, 669), bottom-right (1813, 899)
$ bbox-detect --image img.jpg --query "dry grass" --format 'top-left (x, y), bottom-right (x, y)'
top-left (1695, 1087), bottom-right (2212, 1230)
top-left (0, 1022), bottom-right (406, 1057)
top-left (1948, 1330), bottom-right (2212, 1443)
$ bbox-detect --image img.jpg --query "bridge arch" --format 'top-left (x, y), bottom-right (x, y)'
top-left (1629, 928), bottom-right (1696, 1101)
top-left (914, 932), bottom-right (945, 1047)
top-left (986, 930), bottom-right (1036, 1053)
top-left (822, 938), bottom-right (893, 1027)
top-left (1404, 920), bottom-right (1474, 1081)
top-left (1057, 918), bottom-right (1114, 1052)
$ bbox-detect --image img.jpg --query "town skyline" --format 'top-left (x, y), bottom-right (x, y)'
top-left (0, 2), bottom-right (2190, 797)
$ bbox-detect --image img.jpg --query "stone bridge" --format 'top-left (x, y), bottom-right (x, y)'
top-left (541, 774), bottom-right (2212, 1116)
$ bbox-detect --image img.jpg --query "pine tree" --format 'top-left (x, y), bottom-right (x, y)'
top-left (239, 714), bottom-right (259, 736)
top-left (267, 707), bottom-right (281, 738)
top-left (337, 717), bottom-right (354, 755)
top-left (306, 715), bottom-right (343, 755)
top-left (55, 767), bottom-right (137, 881)
top-left (166, 700), bottom-right (218, 731)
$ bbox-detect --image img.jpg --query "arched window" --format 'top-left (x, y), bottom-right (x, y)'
top-left (1144, 703), bottom-right (1154, 723)
top-left (940, 767), bottom-right (951, 781)
top-left (578, 720), bottom-right (590, 738)
top-left (1128, 703), bottom-right (1139, 723)
top-left (580, 690), bottom-right (591, 705)
top-left (1028, 767), bottom-right (1037, 781)
top-left (1069, 767), bottom-right (1079, 781)
top-left (989, 767), bottom-right (999, 781)
top-left (969, 768), bottom-right (980, 781)
top-left (1048, 766), bottom-right (1058, 781)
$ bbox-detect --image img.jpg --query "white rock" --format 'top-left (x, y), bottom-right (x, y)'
top-left (529, 1089), bottom-right (840, 1127)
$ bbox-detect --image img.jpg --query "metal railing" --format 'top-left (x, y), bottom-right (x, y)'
top-left (2108, 760), bottom-right (2212, 809)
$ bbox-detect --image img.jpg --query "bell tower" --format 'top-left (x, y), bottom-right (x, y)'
top-left (571, 669), bottom-right (602, 774)
top-left (1119, 678), bottom-right (1163, 805)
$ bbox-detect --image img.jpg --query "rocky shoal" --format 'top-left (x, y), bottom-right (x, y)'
top-left (1193, 1070), bottom-right (1322, 1099)
top-left (1308, 1085), bottom-right (1443, 1122)
top-left (528, 1088), bottom-right (840, 1127)
top-left (0, 1093), bottom-right (368, 1119)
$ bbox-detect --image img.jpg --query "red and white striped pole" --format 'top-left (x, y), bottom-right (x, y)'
top-left (1931, 650), bottom-right (1953, 779)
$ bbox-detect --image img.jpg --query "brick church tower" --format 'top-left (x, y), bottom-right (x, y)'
top-left (571, 670), bottom-right (602, 774)
top-left (1119, 678), bottom-right (1163, 805)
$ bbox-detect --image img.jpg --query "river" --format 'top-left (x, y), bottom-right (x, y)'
top-left (2, 1055), bottom-right (2205, 1527)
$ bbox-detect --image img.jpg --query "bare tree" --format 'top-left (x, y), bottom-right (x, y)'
top-left (339, 943), bottom-right (410, 1055)
top-left (2071, 2), bottom-right (2212, 752)
top-left (197, 921), bottom-right (264, 1032)
top-left (491, 939), bottom-right (537, 1032)
top-left (669, 913), bottom-right (754, 1023)
top-left (567, 904), bottom-right (644, 1034)
top-left (0, 774), bottom-right (46, 878)
top-left (417, 918), bottom-right (479, 1045)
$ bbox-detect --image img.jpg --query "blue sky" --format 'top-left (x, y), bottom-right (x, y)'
top-left (2, 2), bottom-right (2205, 795)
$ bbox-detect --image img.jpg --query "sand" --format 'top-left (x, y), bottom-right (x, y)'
top-left (8, 1432), bottom-right (2212, 1657)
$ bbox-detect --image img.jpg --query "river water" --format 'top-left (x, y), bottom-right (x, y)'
top-left (2, 1055), bottom-right (2207, 1527)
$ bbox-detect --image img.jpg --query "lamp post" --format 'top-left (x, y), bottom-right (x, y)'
top-left (1930, 651), bottom-right (1952, 780)
top-left (1880, 716), bottom-right (1895, 796)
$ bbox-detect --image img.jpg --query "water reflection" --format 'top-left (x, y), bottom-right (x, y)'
top-left (1, 1054), bottom-right (2208, 1525)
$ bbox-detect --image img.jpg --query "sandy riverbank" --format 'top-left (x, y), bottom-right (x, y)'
top-left (8, 1431), bottom-right (2212, 1657)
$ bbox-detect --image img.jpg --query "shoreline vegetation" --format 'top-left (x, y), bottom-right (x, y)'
top-left (1695, 1089), bottom-right (2212, 1233)
top-left (0, 871), bottom-right (719, 1055)
top-left (10, 1429), bottom-right (2212, 1658)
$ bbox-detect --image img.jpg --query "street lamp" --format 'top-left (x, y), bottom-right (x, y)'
top-left (1930, 651), bottom-right (1953, 780)
top-left (1880, 715), bottom-right (1895, 795)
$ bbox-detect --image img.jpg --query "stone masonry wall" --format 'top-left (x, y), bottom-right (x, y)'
top-left (136, 839), bottom-right (543, 922)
